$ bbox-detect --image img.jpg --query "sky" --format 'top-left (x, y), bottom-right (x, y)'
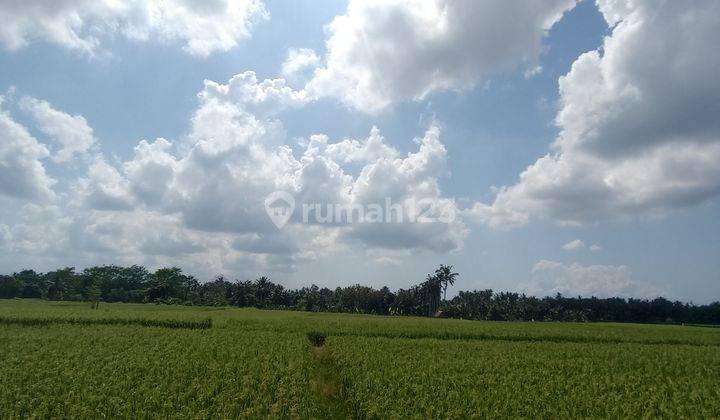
top-left (1, 0), bottom-right (719, 303)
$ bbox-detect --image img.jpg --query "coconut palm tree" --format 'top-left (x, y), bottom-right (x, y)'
top-left (423, 274), bottom-right (442, 316)
top-left (435, 264), bottom-right (459, 301)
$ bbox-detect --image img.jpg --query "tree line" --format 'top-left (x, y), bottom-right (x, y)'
top-left (1, 264), bottom-right (718, 325)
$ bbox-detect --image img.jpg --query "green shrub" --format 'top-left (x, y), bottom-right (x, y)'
top-left (307, 331), bottom-right (326, 347)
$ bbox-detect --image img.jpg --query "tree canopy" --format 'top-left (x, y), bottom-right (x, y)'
top-left (0, 265), bottom-right (718, 325)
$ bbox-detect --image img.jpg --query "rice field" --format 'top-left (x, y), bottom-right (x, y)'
top-left (1, 299), bottom-right (718, 418)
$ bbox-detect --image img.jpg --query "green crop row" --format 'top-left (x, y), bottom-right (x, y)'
top-left (320, 328), bottom-right (720, 347)
top-left (0, 315), bottom-right (212, 329)
top-left (225, 313), bottom-right (720, 346)
top-left (4, 300), bottom-right (719, 346)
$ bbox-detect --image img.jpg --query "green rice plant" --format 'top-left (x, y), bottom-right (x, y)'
top-left (328, 335), bottom-right (720, 418)
top-left (0, 325), bottom-right (321, 418)
top-left (1, 299), bottom-right (719, 418)
top-left (0, 315), bottom-right (212, 329)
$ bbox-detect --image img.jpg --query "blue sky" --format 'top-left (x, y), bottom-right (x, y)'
top-left (1, 0), bottom-right (718, 302)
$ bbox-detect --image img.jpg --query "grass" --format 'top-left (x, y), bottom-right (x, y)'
top-left (1, 299), bottom-right (719, 418)
top-left (329, 336), bottom-right (720, 418)
top-left (0, 315), bottom-right (212, 329)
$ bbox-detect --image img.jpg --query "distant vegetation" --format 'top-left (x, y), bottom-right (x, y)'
top-left (1, 264), bottom-right (718, 324)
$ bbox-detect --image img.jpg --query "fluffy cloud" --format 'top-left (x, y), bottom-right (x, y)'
top-left (305, 0), bottom-right (576, 112)
top-left (479, 0), bottom-right (720, 226)
top-left (201, 71), bottom-right (311, 118)
top-left (521, 260), bottom-right (663, 298)
top-left (0, 0), bottom-right (268, 57)
top-left (561, 239), bottom-right (601, 252)
top-left (303, 127), bottom-right (399, 165)
top-left (190, 73), bottom-right (465, 253)
top-left (139, 235), bottom-right (203, 257)
top-left (20, 97), bottom-right (96, 162)
top-left (74, 158), bottom-right (134, 211)
top-left (340, 125), bottom-right (466, 251)
top-left (5, 71), bottom-right (465, 276)
top-left (281, 48), bottom-right (320, 82)
top-left (123, 138), bottom-right (178, 208)
top-left (0, 97), bottom-right (55, 202)
top-left (561, 239), bottom-right (585, 251)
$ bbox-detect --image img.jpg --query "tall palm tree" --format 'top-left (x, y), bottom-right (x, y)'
top-left (435, 264), bottom-right (459, 301)
top-left (423, 274), bottom-right (442, 316)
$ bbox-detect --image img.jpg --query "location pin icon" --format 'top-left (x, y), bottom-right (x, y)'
top-left (264, 191), bottom-right (295, 229)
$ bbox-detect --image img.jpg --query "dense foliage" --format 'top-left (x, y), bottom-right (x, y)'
top-left (1, 264), bottom-right (718, 324)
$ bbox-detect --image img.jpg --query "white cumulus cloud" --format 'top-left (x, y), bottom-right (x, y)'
top-left (478, 0), bottom-right (720, 227)
top-left (0, 98), bottom-right (55, 202)
top-left (561, 239), bottom-right (585, 251)
top-left (74, 157), bottom-right (134, 211)
top-left (0, 0), bottom-right (268, 57)
top-left (20, 97), bottom-right (96, 163)
top-left (281, 48), bottom-right (320, 82)
top-left (8, 71), bottom-right (469, 276)
top-left (305, 0), bottom-right (576, 112)
top-left (521, 260), bottom-right (664, 298)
